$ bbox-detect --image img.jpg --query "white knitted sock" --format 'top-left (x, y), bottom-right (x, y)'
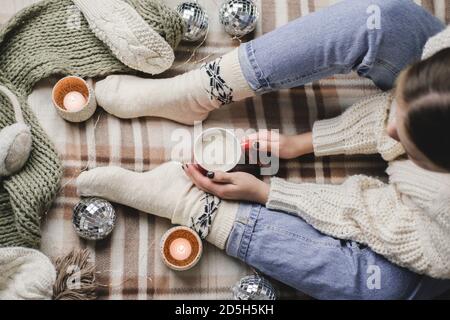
top-left (72, 0), bottom-right (175, 74)
top-left (76, 162), bottom-right (238, 249)
top-left (95, 48), bottom-right (254, 124)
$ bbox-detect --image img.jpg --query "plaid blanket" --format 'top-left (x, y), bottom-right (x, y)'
top-left (1, 0), bottom-right (449, 300)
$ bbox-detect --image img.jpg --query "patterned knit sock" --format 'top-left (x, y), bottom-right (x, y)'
top-left (73, 0), bottom-right (175, 74)
top-left (76, 162), bottom-right (238, 249)
top-left (95, 48), bottom-right (254, 125)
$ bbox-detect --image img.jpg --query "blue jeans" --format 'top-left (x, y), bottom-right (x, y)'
top-left (228, 0), bottom-right (448, 299)
top-left (238, 0), bottom-right (444, 91)
top-left (226, 204), bottom-right (450, 300)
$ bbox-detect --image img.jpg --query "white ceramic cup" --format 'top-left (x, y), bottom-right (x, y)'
top-left (193, 128), bottom-right (242, 173)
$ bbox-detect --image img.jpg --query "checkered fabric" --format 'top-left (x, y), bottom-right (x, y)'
top-left (2, 0), bottom-right (448, 300)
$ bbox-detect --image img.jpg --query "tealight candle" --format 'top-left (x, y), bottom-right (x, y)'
top-left (63, 91), bottom-right (87, 112)
top-left (52, 76), bottom-right (97, 122)
top-left (169, 238), bottom-right (192, 261)
top-left (160, 226), bottom-right (203, 271)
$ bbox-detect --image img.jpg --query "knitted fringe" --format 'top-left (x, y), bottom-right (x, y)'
top-left (52, 249), bottom-right (96, 300)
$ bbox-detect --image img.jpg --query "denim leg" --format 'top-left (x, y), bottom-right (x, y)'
top-left (226, 203), bottom-right (450, 300)
top-left (238, 0), bottom-right (444, 92)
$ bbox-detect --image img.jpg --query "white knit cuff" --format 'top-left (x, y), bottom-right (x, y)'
top-left (221, 48), bottom-right (255, 101)
top-left (206, 201), bottom-right (239, 250)
top-left (312, 115), bottom-right (347, 157)
top-left (266, 177), bottom-right (300, 213)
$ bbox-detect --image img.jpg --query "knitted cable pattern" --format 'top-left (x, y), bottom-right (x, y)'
top-left (0, 0), bottom-right (184, 96)
top-left (267, 164), bottom-right (450, 279)
top-left (0, 0), bottom-right (184, 248)
top-left (73, 0), bottom-right (180, 74)
top-left (267, 73), bottom-right (450, 278)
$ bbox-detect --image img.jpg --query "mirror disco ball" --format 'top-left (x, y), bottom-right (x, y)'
top-left (232, 275), bottom-right (277, 300)
top-left (73, 197), bottom-right (116, 240)
top-left (219, 0), bottom-right (259, 37)
top-left (176, 2), bottom-right (209, 42)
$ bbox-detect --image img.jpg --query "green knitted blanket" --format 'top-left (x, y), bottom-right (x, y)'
top-left (0, 0), bottom-right (184, 248)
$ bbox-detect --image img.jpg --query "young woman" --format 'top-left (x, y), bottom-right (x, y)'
top-left (78, 0), bottom-right (450, 299)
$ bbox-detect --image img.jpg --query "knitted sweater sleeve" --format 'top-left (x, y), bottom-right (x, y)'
top-left (422, 26), bottom-right (450, 60)
top-left (312, 92), bottom-right (405, 161)
top-left (416, 187), bottom-right (450, 278)
top-left (266, 175), bottom-right (437, 277)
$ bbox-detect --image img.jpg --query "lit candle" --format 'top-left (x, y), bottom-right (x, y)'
top-left (160, 226), bottom-right (202, 271)
top-left (169, 238), bottom-right (192, 261)
top-left (63, 91), bottom-right (86, 112)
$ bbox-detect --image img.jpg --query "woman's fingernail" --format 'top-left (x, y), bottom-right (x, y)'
top-left (186, 164), bottom-right (189, 168)
top-left (182, 164), bottom-right (185, 170)
top-left (207, 171), bottom-right (215, 179)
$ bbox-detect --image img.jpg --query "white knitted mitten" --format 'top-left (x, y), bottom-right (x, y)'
top-left (76, 162), bottom-right (239, 249)
top-left (0, 248), bottom-right (56, 300)
top-left (72, 0), bottom-right (174, 74)
top-left (94, 48), bottom-right (254, 124)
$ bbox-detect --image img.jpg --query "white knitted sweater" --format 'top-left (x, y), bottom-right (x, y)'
top-left (267, 26), bottom-right (450, 279)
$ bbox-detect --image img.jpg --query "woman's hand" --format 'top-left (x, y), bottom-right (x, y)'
top-left (183, 164), bottom-right (270, 205)
top-left (244, 130), bottom-right (313, 159)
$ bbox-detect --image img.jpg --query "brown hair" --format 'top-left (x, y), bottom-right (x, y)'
top-left (397, 48), bottom-right (450, 172)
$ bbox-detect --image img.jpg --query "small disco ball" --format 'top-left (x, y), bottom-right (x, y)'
top-left (176, 1), bottom-right (209, 42)
top-left (73, 197), bottom-right (116, 241)
top-left (219, 0), bottom-right (259, 37)
top-left (232, 275), bottom-right (277, 300)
